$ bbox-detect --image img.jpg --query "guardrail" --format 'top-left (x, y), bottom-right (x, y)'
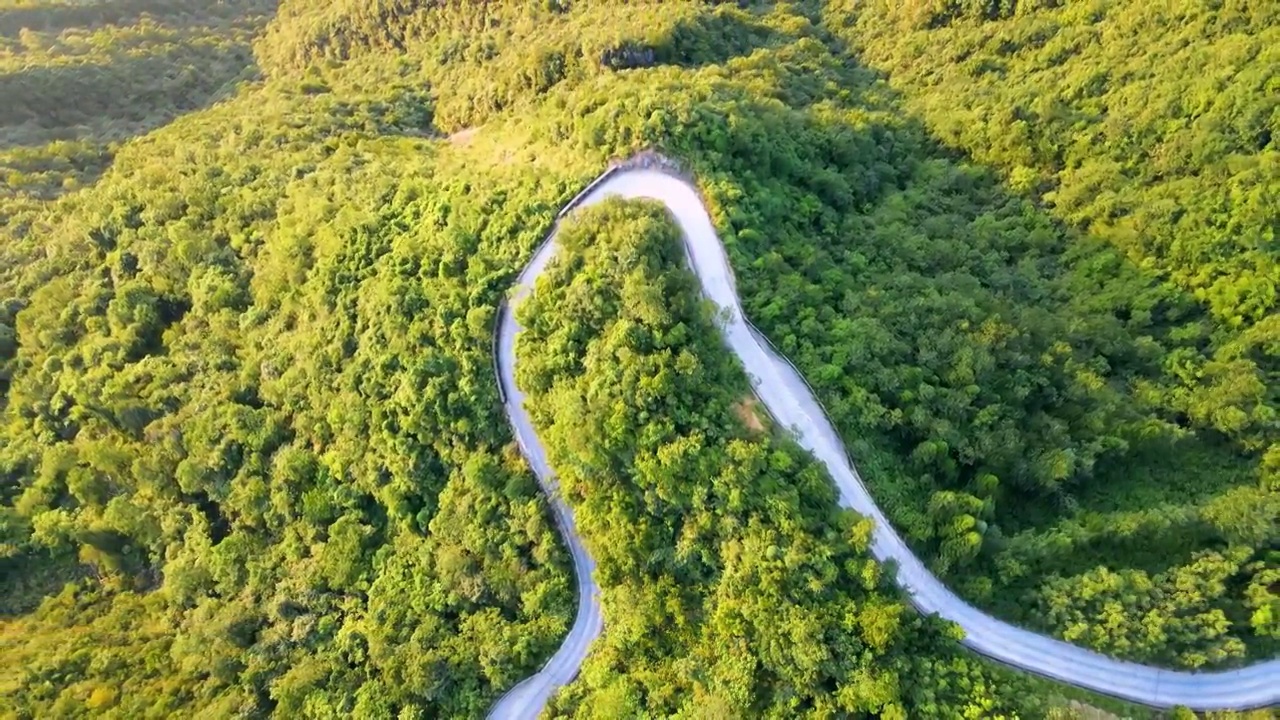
top-left (492, 164), bottom-right (625, 409)
top-left (500, 148), bottom-right (865, 541)
top-left (611, 152), bottom-right (863, 476)
top-left (492, 302), bottom-right (508, 406)
top-left (493, 151), bottom-right (686, 408)
top-left (556, 164), bottom-right (623, 220)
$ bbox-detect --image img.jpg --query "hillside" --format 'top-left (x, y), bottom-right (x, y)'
top-left (0, 0), bottom-right (1275, 717)
top-left (824, 0), bottom-right (1279, 667)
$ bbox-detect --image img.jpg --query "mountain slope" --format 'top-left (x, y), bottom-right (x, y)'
top-left (0, 0), bottom-right (1274, 716)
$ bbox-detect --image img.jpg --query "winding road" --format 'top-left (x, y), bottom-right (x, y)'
top-left (489, 162), bottom-right (1280, 718)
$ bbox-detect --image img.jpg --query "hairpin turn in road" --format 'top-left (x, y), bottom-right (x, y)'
top-left (489, 161), bottom-right (1280, 719)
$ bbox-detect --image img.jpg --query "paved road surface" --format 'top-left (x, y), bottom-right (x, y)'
top-left (489, 167), bottom-right (1280, 718)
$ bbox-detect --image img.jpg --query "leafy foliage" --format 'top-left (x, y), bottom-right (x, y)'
top-left (0, 0), bottom-right (1274, 715)
top-left (813, 0), bottom-right (1280, 664)
top-left (517, 199), bottom-right (1069, 718)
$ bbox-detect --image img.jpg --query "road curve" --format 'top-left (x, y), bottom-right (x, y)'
top-left (489, 164), bottom-right (1280, 718)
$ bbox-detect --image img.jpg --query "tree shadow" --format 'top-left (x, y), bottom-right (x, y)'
top-left (0, 43), bottom-right (258, 136)
top-left (657, 6), bottom-right (1257, 586)
top-left (0, 1), bottom-right (278, 202)
top-left (999, 507), bottom-right (1225, 584)
top-left (0, 550), bottom-right (91, 616)
top-left (0, 0), bottom-right (273, 38)
top-left (586, 9), bottom-right (785, 74)
top-left (659, 10), bottom-right (786, 68)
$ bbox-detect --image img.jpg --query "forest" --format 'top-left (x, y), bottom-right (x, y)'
top-left (0, 0), bottom-right (1275, 717)
top-left (516, 198), bottom-right (1092, 718)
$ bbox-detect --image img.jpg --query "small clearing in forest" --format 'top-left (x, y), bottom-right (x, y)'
top-left (733, 396), bottom-right (766, 434)
top-left (448, 127), bottom-right (478, 145)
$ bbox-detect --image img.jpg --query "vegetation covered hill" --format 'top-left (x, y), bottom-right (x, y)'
top-left (517, 198), bottom-right (1084, 718)
top-left (0, 0), bottom-right (1274, 717)
top-left (0, 0), bottom-right (274, 206)
top-left (819, 0), bottom-right (1279, 667)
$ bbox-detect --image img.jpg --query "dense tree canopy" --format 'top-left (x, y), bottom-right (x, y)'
top-left (517, 199), bottom-right (1081, 719)
top-left (814, 0), bottom-right (1279, 665)
top-left (0, 0), bottom-right (1274, 716)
